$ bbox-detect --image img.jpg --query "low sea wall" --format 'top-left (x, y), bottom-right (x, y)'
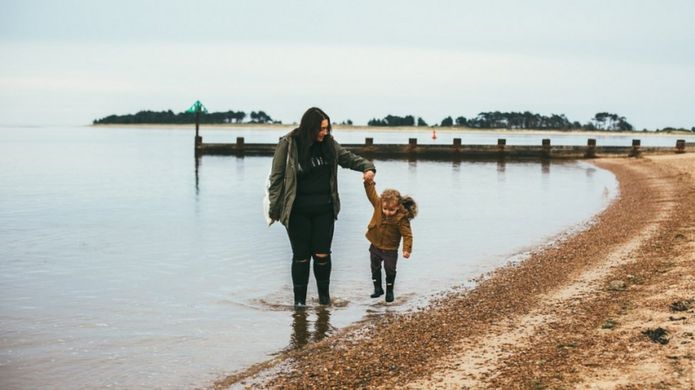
top-left (195, 137), bottom-right (691, 160)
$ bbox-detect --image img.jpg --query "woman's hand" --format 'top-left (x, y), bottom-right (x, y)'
top-left (403, 251), bottom-right (410, 259)
top-left (363, 170), bottom-right (375, 183)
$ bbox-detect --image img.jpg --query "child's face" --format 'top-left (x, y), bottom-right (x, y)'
top-left (381, 201), bottom-right (399, 217)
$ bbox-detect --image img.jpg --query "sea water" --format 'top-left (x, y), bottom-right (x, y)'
top-left (0, 125), bottom-right (627, 389)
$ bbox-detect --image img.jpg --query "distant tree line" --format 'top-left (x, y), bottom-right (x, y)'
top-left (367, 115), bottom-right (429, 127)
top-left (585, 112), bottom-right (634, 131)
top-left (656, 127), bottom-right (695, 133)
top-left (96, 109), bottom-right (688, 132)
top-left (443, 111), bottom-right (634, 131)
top-left (93, 109), bottom-right (279, 124)
top-left (441, 112), bottom-right (580, 130)
top-left (369, 111), bottom-right (635, 131)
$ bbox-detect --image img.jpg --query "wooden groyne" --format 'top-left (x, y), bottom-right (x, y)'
top-left (196, 137), bottom-right (692, 160)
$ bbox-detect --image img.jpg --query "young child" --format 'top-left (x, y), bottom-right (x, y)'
top-left (363, 180), bottom-right (417, 302)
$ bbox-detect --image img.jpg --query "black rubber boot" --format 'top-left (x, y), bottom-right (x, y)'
top-left (291, 258), bottom-right (310, 307)
top-left (293, 284), bottom-right (308, 307)
top-left (313, 255), bottom-right (332, 305)
top-left (370, 270), bottom-right (384, 298)
top-left (385, 273), bottom-right (396, 303)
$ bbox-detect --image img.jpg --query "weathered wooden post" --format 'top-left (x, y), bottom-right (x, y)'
top-left (676, 139), bottom-right (686, 153)
top-left (408, 138), bottom-right (417, 153)
top-left (542, 138), bottom-right (551, 158)
top-left (236, 137), bottom-right (245, 154)
top-left (496, 138), bottom-right (506, 159)
top-left (453, 138), bottom-right (461, 153)
top-left (585, 138), bottom-right (597, 158)
top-left (630, 139), bottom-right (641, 157)
top-left (365, 137), bottom-right (374, 146)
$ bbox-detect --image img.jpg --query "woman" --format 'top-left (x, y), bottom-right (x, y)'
top-left (267, 107), bottom-right (376, 307)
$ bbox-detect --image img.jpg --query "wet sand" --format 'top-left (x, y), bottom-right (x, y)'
top-left (212, 154), bottom-right (695, 389)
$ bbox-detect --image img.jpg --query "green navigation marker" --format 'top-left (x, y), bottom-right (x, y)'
top-left (187, 100), bottom-right (208, 114)
top-left (188, 100), bottom-right (207, 142)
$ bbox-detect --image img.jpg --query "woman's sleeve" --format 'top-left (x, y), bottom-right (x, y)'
top-left (267, 138), bottom-right (289, 220)
top-left (335, 140), bottom-right (376, 173)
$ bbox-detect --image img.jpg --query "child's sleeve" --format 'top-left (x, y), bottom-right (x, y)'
top-left (399, 218), bottom-right (413, 253)
top-left (364, 181), bottom-right (379, 207)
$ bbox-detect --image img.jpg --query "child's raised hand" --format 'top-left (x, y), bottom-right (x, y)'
top-left (403, 251), bottom-right (410, 259)
top-left (363, 170), bottom-right (375, 183)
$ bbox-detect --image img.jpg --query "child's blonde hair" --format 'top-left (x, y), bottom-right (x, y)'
top-left (381, 189), bottom-right (418, 220)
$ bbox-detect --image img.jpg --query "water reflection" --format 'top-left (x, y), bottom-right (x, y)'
top-left (288, 307), bottom-right (333, 350)
top-left (541, 159), bottom-right (551, 175)
top-left (194, 155), bottom-right (200, 196)
top-left (496, 159), bottom-right (506, 183)
top-left (496, 159), bottom-right (506, 174)
top-left (289, 309), bottom-right (309, 348)
top-left (408, 159), bottom-right (417, 172)
top-left (236, 155), bottom-right (245, 177)
top-left (313, 308), bottom-right (331, 343)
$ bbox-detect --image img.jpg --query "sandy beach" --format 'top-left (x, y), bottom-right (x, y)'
top-left (213, 154), bottom-right (694, 389)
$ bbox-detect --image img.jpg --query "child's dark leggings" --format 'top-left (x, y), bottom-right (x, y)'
top-left (369, 244), bottom-right (398, 276)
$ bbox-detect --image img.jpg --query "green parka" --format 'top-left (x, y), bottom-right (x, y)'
top-left (267, 133), bottom-right (376, 227)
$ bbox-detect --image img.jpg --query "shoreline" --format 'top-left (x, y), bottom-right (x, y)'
top-left (212, 154), bottom-right (695, 389)
top-left (89, 123), bottom-right (695, 137)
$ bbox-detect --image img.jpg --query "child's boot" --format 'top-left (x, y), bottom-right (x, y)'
top-left (370, 271), bottom-right (384, 298)
top-left (313, 254), bottom-right (332, 305)
top-left (291, 258), bottom-right (310, 307)
top-left (385, 273), bottom-right (396, 303)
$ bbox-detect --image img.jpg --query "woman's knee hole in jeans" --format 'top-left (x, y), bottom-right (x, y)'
top-left (313, 253), bottom-right (330, 267)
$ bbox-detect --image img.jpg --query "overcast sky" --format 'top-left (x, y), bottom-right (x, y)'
top-left (1, 0), bottom-right (694, 128)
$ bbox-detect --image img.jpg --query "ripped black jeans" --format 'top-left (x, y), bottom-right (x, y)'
top-left (286, 204), bottom-right (335, 260)
top-left (286, 203), bottom-right (334, 305)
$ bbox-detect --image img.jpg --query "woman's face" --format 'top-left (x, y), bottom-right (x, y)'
top-left (315, 119), bottom-right (329, 142)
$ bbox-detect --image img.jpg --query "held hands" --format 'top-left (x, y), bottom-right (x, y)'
top-left (403, 251), bottom-right (410, 259)
top-left (363, 170), bottom-right (375, 183)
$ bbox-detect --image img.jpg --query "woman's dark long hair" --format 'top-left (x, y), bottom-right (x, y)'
top-left (292, 107), bottom-right (334, 168)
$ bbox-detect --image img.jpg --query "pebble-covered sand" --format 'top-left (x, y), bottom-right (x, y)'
top-left (213, 154), bottom-right (695, 389)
